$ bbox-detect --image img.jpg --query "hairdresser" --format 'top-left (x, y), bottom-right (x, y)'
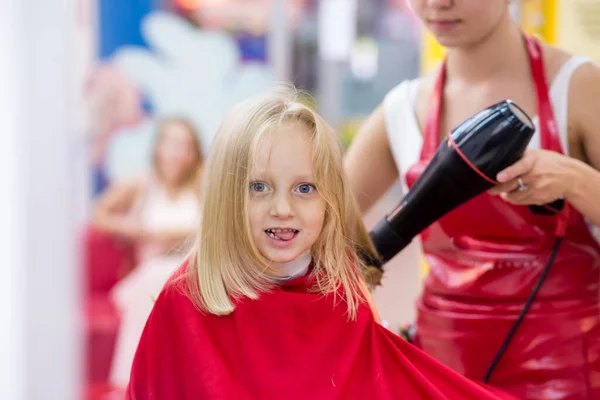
top-left (344, 1), bottom-right (600, 399)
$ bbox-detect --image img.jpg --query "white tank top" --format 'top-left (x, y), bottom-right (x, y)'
top-left (382, 56), bottom-right (600, 240)
top-left (132, 174), bottom-right (202, 261)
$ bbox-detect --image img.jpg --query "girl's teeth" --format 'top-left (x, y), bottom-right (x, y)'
top-left (266, 229), bottom-right (297, 241)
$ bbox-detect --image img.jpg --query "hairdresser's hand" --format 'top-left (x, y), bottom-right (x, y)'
top-left (488, 149), bottom-right (579, 205)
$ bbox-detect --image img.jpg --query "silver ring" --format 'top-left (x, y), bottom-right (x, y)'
top-left (517, 177), bottom-right (528, 192)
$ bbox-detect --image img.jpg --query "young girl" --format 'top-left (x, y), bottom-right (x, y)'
top-left (126, 87), bottom-right (514, 399)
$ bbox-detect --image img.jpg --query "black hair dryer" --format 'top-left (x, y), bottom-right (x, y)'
top-left (369, 100), bottom-right (546, 263)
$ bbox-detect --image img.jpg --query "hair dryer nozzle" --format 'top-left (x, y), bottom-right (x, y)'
top-left (506, 100), bottom-right (534, 130)
top-left (369, 216), bottom-right (412, 264)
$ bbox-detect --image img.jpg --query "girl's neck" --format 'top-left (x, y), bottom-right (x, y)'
top-left (267, 251), bottom-right (312, 282)
top-left (445, 18), bottom-right (527, 84)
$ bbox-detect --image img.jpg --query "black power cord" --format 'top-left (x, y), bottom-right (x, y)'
top-left (483, 237), bottom-right (563, 383)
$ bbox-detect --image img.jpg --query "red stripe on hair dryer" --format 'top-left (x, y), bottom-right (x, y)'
top-left (369, 100), bottom-right (538, 264)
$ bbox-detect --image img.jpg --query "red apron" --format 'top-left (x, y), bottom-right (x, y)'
top-left (406, 36), bottom-right (600, 399)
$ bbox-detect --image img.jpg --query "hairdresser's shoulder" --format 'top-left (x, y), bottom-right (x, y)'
top-left (540, 43), bottom-right (576, 81)
top-left (545, 42), bottom-right (600, 93)
top-left (542, 42), bottom-right (600, 116)
top-left (383, 77), bottom-right (420, 105)
top-left (541, 42), bottom-right (600, 86)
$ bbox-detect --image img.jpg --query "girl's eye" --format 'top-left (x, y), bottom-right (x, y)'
top-left (250, 182), bottom-right (269, 192)
top-left (296, 184), bottom-right (316, 194)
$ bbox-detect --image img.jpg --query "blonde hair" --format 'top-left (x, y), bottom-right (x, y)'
top-left (185, 85), bottom-right (381, 320)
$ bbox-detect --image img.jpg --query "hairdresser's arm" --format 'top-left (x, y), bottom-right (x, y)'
top-left (490, 63), bottom-right (600, 227)
top-left (90, 177), bottom-right (142, 239)
top-left (344, 104), bottom-right (399, 213)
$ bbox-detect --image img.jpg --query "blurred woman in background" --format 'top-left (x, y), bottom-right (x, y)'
top-left (91, 117), bottom-right (204, 389)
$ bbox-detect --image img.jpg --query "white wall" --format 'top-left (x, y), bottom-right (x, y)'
top-left (0, 1), bottom-right (86, 399)
top-left (0, 2), bottom-right (25, 398)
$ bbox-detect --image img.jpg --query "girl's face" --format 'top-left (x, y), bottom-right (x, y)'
top-left (155, 121), bottom-right (199, 185)
top-left (248, 122), bottom-right (326, 265)
top-left (409, 0), bottom-right (509, 48)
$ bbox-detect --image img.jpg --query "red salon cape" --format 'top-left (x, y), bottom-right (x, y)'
top-left (126, 265), bottom-right (515, 400)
